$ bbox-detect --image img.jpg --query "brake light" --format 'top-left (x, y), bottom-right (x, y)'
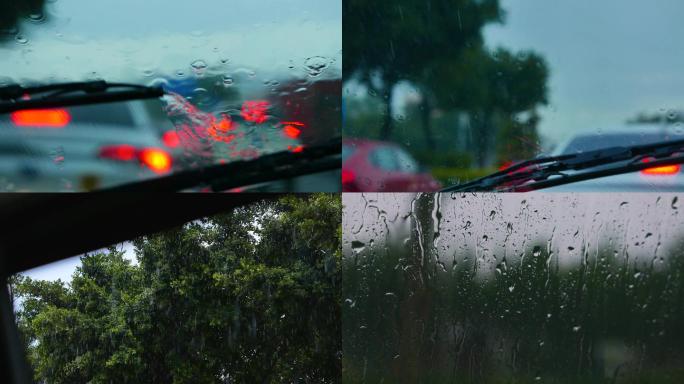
top-left (99, 145), bottom-right (172, 174)
top-left (499, 161), bottom-right (514, 171)
top-left (241, 100), bottom-right (269, 123)
top-left (283, 124), bottom-right (301, 139)
top-left (207, 114), bottom-right (236, 143)
top-left (139, 148), bottom-right (172, 173)
top-left (342, 169), bottom-right (356, 184)
top-left (287, 144), bottom-right (304, 153)
top-left (99, 144), bottom-right (137, 161)
top-left (640, 158), bottom-right (680, 175)
top-left (11, 109), bottom-right (71, 127)
top-left (162, 131), bottom-right (180, 148)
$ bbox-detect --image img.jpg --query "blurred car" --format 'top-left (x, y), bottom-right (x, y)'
top-left (158, 94), bottom-right (340, 192)
top-left (545, 129), bottom-right (684, 191)
top-left (342, 138), bottom-right (441, 192)
top-left (0, 101), bottom-right (173, 191)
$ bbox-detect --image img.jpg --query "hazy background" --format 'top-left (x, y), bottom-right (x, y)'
top-left (0, 0), bottom-right (341, 83)
top-left (344, 192), bottom-right (683, 271)
top-left (483, 0), bottom-right (684, 145)
top-left (343, 0), bottom-right (684, 186)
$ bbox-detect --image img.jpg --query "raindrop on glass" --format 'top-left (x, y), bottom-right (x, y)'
top-left (15, 34), bottom-right (28, 45)
top-left (304, 56), bottom-right (329, 77)
top-left (351, 240), bottom-right (365, 253)
top-left (532, 246), bottom-right (542, 257)
top-left (191, 59), bottom-right (208, 76)
top-left (28, 12), bottom-right (46, 24)
top-left (50, 147), bottom-right (65, 168)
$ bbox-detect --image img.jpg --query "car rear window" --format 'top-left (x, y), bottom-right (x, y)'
top-left (561, 133), bottom-right (675, 154)
top-left (394, 147), bottom-right (419, 173)
top-left (342, 144), bottom-right (356, 162)
top-left (369, 146), bottom-right (399, 171)
top-left (67, 103), bottom-right (136, 128)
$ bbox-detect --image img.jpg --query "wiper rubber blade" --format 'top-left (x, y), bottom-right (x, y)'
top-left (0, 80), bottom-right (163, 113)
top-left (442, 138), bottom-right (684, 192)
top-left (507, 154), bottom-right (684, 192)
top-left (95, 138), bottom-right (342, 192)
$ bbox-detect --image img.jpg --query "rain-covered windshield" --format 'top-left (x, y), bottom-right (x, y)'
top-left (556, 132), bottom-right (677, 155)
top-left (0, 0), bottom-right (341, 191)
top-left (343, 0), bottom-right (684, 191)
top-left (343, 192), bottom-right (684, 382)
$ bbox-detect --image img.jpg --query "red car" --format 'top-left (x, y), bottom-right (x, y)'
top-left (342, 138), bottom-right (441, 192)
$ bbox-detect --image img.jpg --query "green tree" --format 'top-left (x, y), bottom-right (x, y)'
top-left (0, 0), bottom-right (46, 37)
top-left (343, 0), bottom-right (502, 140)
top-left (425, 47), bottom-right (548, 166)
top-left (12, 194), bottom-right (341, 383)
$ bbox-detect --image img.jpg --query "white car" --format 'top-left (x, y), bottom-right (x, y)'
top-left (546, 127), bottom-right (684, 191)
top-left (0, 101), bottom-right (173, 191)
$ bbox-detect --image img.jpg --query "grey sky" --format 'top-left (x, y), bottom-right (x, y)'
top-left (1, 0), bottom-right (341, 82)
top-left (21, 242), bottom-right (137, 283)
top-left (484, 0), bottom-right (684, 146)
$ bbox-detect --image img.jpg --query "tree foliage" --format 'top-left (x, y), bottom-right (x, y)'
top-left (343, 228), bottom-right (684, 383)
top-left (0, 0), bottom-right (46, 37)
top-left (11, 194), bottom-right (341, 383)
top-left (344, 0), bottom-right (550, 167)
top-left (344, 0), bottom-right (503, 139)
top-left (422, 46), bottom-right (548, 164)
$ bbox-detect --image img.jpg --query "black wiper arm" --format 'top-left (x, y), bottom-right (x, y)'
top-left (442, 138), bottom-right (684, 192)
top-left (505, 154), bottom-right (684, 192)
top-left (95, 138), bottom-right (341, 192)
top-left (0, 80), bottom-right (164, 113)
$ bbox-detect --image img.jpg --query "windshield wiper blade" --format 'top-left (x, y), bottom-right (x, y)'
top-left (442, 138), bottom-right (684, 192)
top-left (95, 138), bottom-right (341, 192)
top-left (506, 154), bottom-right (684, 191)
top-left (0, 80), bottom-right (164, 113)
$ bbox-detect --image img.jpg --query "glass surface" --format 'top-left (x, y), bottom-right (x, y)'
top-left (343, 193), bottom-right (684, 382)
top-left (0, 0), bottom-right (341, 191)
top-left (343, 0), bottom-right (684, 191)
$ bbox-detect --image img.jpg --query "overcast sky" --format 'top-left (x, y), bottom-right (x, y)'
top-left (21, 242), bottom-right (137, 283)
top-left (344, 193), bottom-right (683, 273)
top-left (484, 0), bottom-right (684, 145)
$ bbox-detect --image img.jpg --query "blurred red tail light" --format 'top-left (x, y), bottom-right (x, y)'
top-left (640, 158), bottom-right (681, 175)
top-left (282, 124), bottom-right (302, 139)
top-left (162, 131), bottom-right (180, 148)
top-left (99, 144), bottom-right (137, 161)
top-left (99, 145), bottom-right (172, 174)
top-left (139, 148), bottom-right (172, 173)
top-left (342, 169), bottom-right (356, 184)
top-left (241, 100), bottom-right (269, 123)
top-left (11, 109), bottom-right (71, 127)
top-left (498, 160), bottom-right (514, 171)
top-left (342, 169), bottom-right (360, 192)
